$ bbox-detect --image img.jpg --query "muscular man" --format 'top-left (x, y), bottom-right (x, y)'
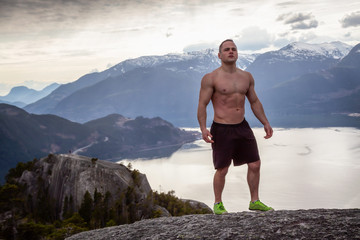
top-left (197, 39), bottom-right (273, 214)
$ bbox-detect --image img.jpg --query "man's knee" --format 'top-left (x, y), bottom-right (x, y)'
top-left (216, 166), bottom-right (229, 177)
top-left (248, 160), bottom-right (261, 172)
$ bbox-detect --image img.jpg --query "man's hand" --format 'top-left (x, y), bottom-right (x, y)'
top-left (201, 129), bottom-right (214, 143)
top-left (264, 124), bottom-right (273, 139)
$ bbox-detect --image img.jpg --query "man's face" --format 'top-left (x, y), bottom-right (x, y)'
top-left (218, 41), bottom-right (238, 63)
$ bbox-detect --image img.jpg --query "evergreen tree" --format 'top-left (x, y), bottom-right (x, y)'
top-left (92, 188), bottom-right (104, 228)
top-left (79, 191), bottom-right (93, 225)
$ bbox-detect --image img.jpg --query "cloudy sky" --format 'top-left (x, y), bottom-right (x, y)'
top-left (1, 0), bottom-right (359, 95)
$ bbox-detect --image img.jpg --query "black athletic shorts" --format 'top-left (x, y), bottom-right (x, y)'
top-left (210, 119), bottom-right (260, 169)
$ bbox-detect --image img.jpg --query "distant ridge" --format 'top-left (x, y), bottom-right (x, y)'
top-left (0, 83), bottom-right (59, 107)
top-left (0, 104), bottom-right (198, 182)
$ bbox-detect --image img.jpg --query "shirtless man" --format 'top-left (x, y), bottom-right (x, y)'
top-left (197, 39), bottom-right (273, 214)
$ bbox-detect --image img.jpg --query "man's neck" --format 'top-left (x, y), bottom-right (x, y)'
top-left (221, 63), bottom-right (237, 73)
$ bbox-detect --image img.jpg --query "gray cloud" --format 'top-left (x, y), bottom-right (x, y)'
top-left (277, 12), bottom-right (318, 30)
top-left (340, 11), bottom-right (360, 28)
top-left (166, 28), bottom-right (174, 38)
top-left (273, 38), bottom-right (292, 48)
top-left (291, 19), bottom-right (318, 29)
top-left (0, 0), bottom-right (160, 33)
top-left (184, 26), bottom-right (273, 52)
top-left (235, 27), bottom-right (273, 51)
top-left (276, 1), bottom-right (301, 7)
top-left (344, 32), bottom-right (351, 38)
top-left (89, 68), bottom-right (99, 73)
top-left (229, 7), bottom-right (245, 15)
top-left (105, 25), bottom-right (155, 34)
top-left (0, 0), bottom-right (89, 33)
top-left (183, 42), bottom-right (218, 52)
top-left (280, 13), bottom-right (312, 24)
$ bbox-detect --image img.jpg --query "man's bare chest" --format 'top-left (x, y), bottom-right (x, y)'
top-left (214, 78), bottom-right (250, 96)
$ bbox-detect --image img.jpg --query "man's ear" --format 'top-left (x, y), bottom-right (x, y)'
top-left (218, 52), bottom-right (221, 59)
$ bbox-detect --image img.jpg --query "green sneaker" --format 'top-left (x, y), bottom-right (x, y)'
top-left (249, 200), bottom-right (274, 211)
top-left (213, 202), bottom-right (228, 215)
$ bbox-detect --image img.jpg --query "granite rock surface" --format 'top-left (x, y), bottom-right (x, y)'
top-left (66, 208), bottom-right (360, 239)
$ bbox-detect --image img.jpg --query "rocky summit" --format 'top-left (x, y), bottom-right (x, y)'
top-left (66, 209), bottom-right (359, 240)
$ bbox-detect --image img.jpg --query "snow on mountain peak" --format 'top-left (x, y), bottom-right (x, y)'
top-left (281, 42), bottom-right (352, 59)
top-left (102, 41), bottom-right (352, 79)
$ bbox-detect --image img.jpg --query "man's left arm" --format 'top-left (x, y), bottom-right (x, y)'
top-left (246, 73), bottom-right (273, 139)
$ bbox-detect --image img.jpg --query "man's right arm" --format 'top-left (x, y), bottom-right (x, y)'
top-left (197, 74), bottom-right (214, 143)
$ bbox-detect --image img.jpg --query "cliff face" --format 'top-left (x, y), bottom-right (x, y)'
top-left (18, 154), bottom-right (152, 219)
top-left (66, 209), bottom-right (360, 240)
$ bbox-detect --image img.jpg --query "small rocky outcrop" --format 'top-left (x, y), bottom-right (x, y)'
top-left (18, 154), bottom-right (153, 219)
top-left (66, 209), bottom-right (360, 240)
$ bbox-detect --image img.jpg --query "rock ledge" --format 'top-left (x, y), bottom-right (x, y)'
top-left (67, 209), bottom-right (359, 239)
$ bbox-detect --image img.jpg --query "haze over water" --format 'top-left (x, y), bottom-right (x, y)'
top-left (120, 127), bottom-right (360, 212)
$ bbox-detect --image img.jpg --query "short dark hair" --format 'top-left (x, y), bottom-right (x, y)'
top-left (219, 39), bottom-right (235, 53)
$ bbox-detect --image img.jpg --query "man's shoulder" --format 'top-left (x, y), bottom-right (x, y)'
top-left (209, 67), bottom-right (221, 76)
top-left (237, 68), bottom-right (251, 75)
top-left (202, 68), bottom-right (220, 80)
top-left (237, 69), bottom-right (254, 81)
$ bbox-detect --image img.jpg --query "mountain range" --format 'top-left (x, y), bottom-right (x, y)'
top-left (0, 103), bottom-right (198, 182)
top-left (22, 41), bottom-right (359, 127)
top-left (247, 42), bottom-right (360, 127)
top-left (24, 50), bottom-right (255, 116)
top-left (24, 50), bottom-right (255, 126)
top-left (0, 83), bottom-right (59, 107)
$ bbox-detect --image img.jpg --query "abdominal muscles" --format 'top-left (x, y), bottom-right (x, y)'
top-left (212, 93), bottom-right (245, 124)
